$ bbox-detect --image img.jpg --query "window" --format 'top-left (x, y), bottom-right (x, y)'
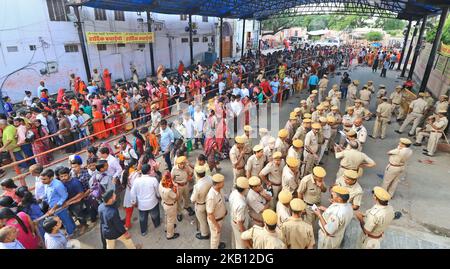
top-left (46, 0), bottom-right (70, 21)
top-left (180, 14), bottom-right (187, 21)
top-left (193, 37), bottom-right (199, 43)
top-left (7, 46), bottom-right (18, 52)
top-left (29, 45), bottom-right (37, 51)
top-left (117, 43), bottom-right (126, 48)
top-left (138, 44), bottom-right (146, 48)
top-left (97, 44), bottom-right (107, 51)
top-left (114, 10), bottom-right (125, 21)
top-left (64, 44), bottom-right (78, 53)
top-left (202, 36), bottom-right (208, 43)
top-left (181, 38), bottom-right (189, 43)
top-left (94, 8), bottom-right (107, 20)
top-left (202, 16), bottom-right (208, 22)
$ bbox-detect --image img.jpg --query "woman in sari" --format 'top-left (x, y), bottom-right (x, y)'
top-left (31, 119), bottom-right (52, 165)
top-left (204, 137), bottom-right (220, 172)
top-left (120, 160), bottom-right (140, 229)
top-left (56, 88), bottom-right (65, 104)
top-left (92, 104), bottom-right (109, 139)
top-left (157, 64), bottom-right (165, 81)
top-left (105, 99), bottom-right (117, 135)
top-left (103, 69), bottom-right (112, 91)
top-left (159, 82), bottom-right (169, 117)
top-left (214, 102), bottom-right (227, 153)
top-left (121, 98), bottom-right (133, 131)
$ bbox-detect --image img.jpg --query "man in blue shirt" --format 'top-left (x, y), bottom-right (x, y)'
top-left (58, 167), bottom-right (88, 234)
top-left (160, 119), bottom-right (174, 171)
top-left (308, 72), bottom-right (319, 93)
top-left (43, 216), bottom-right (69, 249)
top-left (40, 169), bottom-right (76, 236)
top-left (232, 83), bottom-right (242, 97)
top-left (0, 226), bottom-right (25, 249)
top-left (270, 77), bottom-right (280, 103)
top-left (87, 82), bottom-right (98, 95)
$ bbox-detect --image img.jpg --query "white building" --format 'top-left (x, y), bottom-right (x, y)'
top-left (0, 0), bottom-right (259, 102)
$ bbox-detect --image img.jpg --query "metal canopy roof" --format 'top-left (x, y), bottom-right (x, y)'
top-left (77, 0), bottom-right (449, 20)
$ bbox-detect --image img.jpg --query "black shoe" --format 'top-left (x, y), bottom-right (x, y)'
top-left (408, 133), bottom-right (414, 137)
top-left (195, 233), bottom-right (210, 240)
top-left (186, 207), bottom-right (195, 216)
top-left (164, 224), bottom-right (177, 233)
top-left (369, 135), bottom-right (376, 139)
top-left (413, 143), bottom-right (422, 146)
top-left (422, 149), bottom-right (428, 152)
top-left (141, 231), bottom-right (148, 236)
top-left (177, 214), bottom-right (183, 222)
top-left (318, 162), bottom-right (324, 165)
top-left (394, 211), bottom-right (402, 220)
top-left (167, 233), bottom-right (180, 240)
top-left (218, 242), bottom-right (226, 249)
top-left (394, 130), bottom-right (402, 134)
top-left (422, 152), bottom-right (432, 156)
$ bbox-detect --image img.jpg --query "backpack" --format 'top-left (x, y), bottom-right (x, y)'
top-left (90, 174), bottom-right (105, 200)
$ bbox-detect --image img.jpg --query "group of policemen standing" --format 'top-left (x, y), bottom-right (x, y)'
top-left (158, 76), bottom-right (448, 249)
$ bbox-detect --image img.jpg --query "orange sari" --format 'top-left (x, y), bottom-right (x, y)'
top-left (93, 110), bottom-right (108, 139)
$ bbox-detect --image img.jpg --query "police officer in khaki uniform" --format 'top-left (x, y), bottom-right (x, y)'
top-left (346, 80), bottom-right (359, 107)
top-left (206, 173), bottom-right (227, 249)
top-left (334, 140), bottom-right (376, 178)
top-left (367, 80), bottom-right (375, 93)
top-left (247, 176), bottom-right (272, 227)
top-left (306, 93), bottom-right (317, 112)
top-left (245, 144), bottom-right (265, 178)
top-left (284, 112), bottom-right (298, 140)
top-left (275, 129), bottom-right (290, 158)
top-left (241, 209), bottom-right (286, 249)
top-left (328, 84), bottom-right (339, 99)
top-left (293, 118), bottom-right (311, 141)
top-left (159, 174), bottom-right (180, 240)
top-left (371, 96), bottom-right (392, 139)
top-left (354, 99), bottom-right (372, 120)
top-left (260, 152), bottom-right (285, 209)
top-left (420, 110), bottom-right (449, 157)
top-left (318, 74), bottom-right (329, 102)
top-left (259, 128), bottom-right (273, 148)
top-left (293, 107), bottom-right (302, 131)
top-left (276, 190), bottom-right (292, 228)
top-left (230, 136), bottom-right (246, 183)
top-left (281, 198), bottom-right (315, 249)
top-left (389, 86), bottom-right (404, 121)
top-left (297, 166), bottom-right (327, 225)
top-left (311, 105), bottom-right (326, 123)
top-left (299, 100), bottom-right (310, 116)
top-left (381, 138), bottom-right (413, 197)
top-left (354, 186), bottom-right (395, 249)
top-left (434, 95), bottom-right (449, 114)
top-left (375, 85), bottom-right (387, 107)
top-left (314, 186), bottom-right (353, 249)
top-left (396, 92), bottom-right (428, 136)
top-left (335, 169), bottom-right (363, 210)
top-left (171, 156), bottom-right (195, 221)
top-left (359, 85), bottom-right (372, 109)
top-left (327, 106), bottom-right (342, 151)
top-left (243, 125), bottom-right (253, 163)
top-left (190, 166), bottom-right (213, 240)
top-left (263, 137), bottom-right (276, 163)
top-left (282, 157), bottom-right (301, 196)
top-left (287, 139), bottom-right (303, 164)
top-left (303, 122), bottom-right (321, 176)
top-left (229, 177), bottom-right (249, 249)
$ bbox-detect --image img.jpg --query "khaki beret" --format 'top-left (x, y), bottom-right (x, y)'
top-left (395, 85), bottom-right (402, 89)
top-left (311, 123), bottom-right (321, 129)
top-left (289, 112), bottom-right (297, 120)
top-left (235, 136), bottom-right (245, 144)
top-left (346, 106), bottom-right (355, 111)
top-left (259, 128), bottom-right (268, 134)
top-left (312, 90), bottom-right (318, 94)
top-left (353, 80), bottom-right (360, 85)
top-left (300, 100), bottom-right (307, 104)
top-left (293, 139), bottom-right (304, 148)
top-left (346, 129), bottom-right (357, 136)
top-left (332, 84), bottom-right (339, 89)
top-left (212, 173), bottom-right (225, 183)
top-left (355, 99), bottom-right (362, 103)
top-left (176, 156), bottom-right (187, 164)
top-left (249, 176), bottom-right (261, 186)
top-left (236, 177), bottom-right (249, 189)
top-left (278, 190), bottom-right (293, 204)
top-left (331, 105), bottom-right (339, 110)
top-left (373, 186), bottom-right (391, 201)
top-left (278, 129), bottom-right (288, 138)
top-left (368, 80), bottom-right (373, 84)
top-left (262, 209), bottom-right (278, 226)
top-left (290, 198), bottom-right (306, 211)
top-left (313, 166), bottom-right (326, 178)
top-left (195, 165), bottom-right (206, 173)
top-left (303, 118), bottom-right (312, 123)
top-left (294, 107), bottom-right (301, 113)
top-left (327, 116), bottom-right (336, 123)
top-left (272, 151), bottom-right (282, 159)
top-left (438, 110), bottom-right (447, 114)
top-left (400, 138), bottom-right (412, 145)
top-left (303, 113), bottom-right (312, 119)
top-left (418, 92), bottom-right (426, 97)
top-left (317, 105), bottom-right (324, 110)
top-left (344, 169), bottom-right (359, 180)
top-left (286, 157), bottom-right (300, 167)
top-left (253, 144), bottom-right (263, 152)
top-left (244, 125), bottom-right (252, 132)
top-left (332, 185), bottom-right (350, 195)
top-left (440, 95), bottom-right (448, 99)
top-left (268, 137), bottom-right (276, 144)
top-left (319, 117), bottom-right (327, 123)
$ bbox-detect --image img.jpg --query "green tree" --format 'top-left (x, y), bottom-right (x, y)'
top-left (375, 18), bottom-right (406, 30)
top-left (365, 31), bottom-right (383, 41)
top-left (425, 16), bottom-right (450, 45)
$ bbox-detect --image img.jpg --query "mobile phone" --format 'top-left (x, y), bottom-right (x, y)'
top-left (311, 204), bottom-right (318, 211)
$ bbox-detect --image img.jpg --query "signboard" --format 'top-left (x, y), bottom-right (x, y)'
top-left (86, 32), bottom-right (154, 44)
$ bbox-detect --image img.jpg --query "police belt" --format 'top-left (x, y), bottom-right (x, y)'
top-left (366, 232), bottom-right (383, 239)
top-left (269, 181), bottom-right (282, 187)
top-left (250, 215), bottom-right (264, 224)
top-left (389, 163), bottom-right (404, 167)
top-left (392, 102), bottom-right (400, 105)
top-left (164, 202), bottom-right (175, 206)
top-left (176, 182), bottom-right (188, 187)
top-left (216, 215), bottom-right (226, 222)
top-left (196, 202), bottom-right (206, 205)
top-left (340, 165), bottom-right (358, 171)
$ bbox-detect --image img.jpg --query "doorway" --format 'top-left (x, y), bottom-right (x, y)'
top-left (221, 22), bottom-right (233, 58)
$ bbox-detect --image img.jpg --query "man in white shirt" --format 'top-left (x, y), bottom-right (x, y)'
top-left (230, 96), bottom-right (243, 117)
top-left (130, 164), bottom-right (161, 236)
top-left (218, 80), bottom-right (226, 96)
top-left (183, 112), bottom-right (195, 151)
top-left (99, 147), bottom-right (123, 180)
top-left (283, 74), bottom-right (294, 100)
top-left (35, 109), bottom-right (49, 132)
top-left (193, 106), bottom-right (206, 149)
top-left (240, 84), bottom-right (250, 98)
top-left (37, 80), bottom-right (45, 97)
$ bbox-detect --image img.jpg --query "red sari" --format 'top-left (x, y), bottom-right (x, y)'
top-left (93, 110), bottom-right (109, 139)
top-left (31, 126), bottom-right (52, 165)
top-left (159, 86), bottom-right (169, 117)
top-left (112, 103), bottom-right (123, 133)
top-left (103, 69), bottom-right (112, 91)
top-left (105, 105), bottom-right (117, 135)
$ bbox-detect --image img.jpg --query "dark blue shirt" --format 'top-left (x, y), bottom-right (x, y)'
top-left (98, 203), bottom-right (126, 240)
top-left (63, 178), bottom-right (84, 200)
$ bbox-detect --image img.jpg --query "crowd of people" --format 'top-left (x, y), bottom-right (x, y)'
top-left (0, 41), bottom-right (448, 249)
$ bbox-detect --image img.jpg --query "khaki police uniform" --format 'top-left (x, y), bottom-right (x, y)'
top-left (318, 203), bottom-right (354, 249)
top-left (335, 176), bottom-right (363, 208)
top-left (389, 90), bottom-right (404, 120)
top-left (303, 130), bottom-right (319, 176)
top-left (417, 117), bottom-right (448, 156)
top-left (281, 216), bottom-right (315, 249)
top-left (282, 165), bottom-right (300, 196)
top-left (335, 149), bottom-right (375, 178)
top-left (293, 125), bottom-right (308, 141)
top-left (171, 165), bottom-right (193, 214)
top-left (398, 97), bottom-right (428, 135)
top-left (372, 101), bottom-right (392, 139)
top-left (206, 187), bottom-right (227, 249)
top-left (318, 78), bottom-right (329, 102)
top-left (435, 101), bottom-right (449, 114)
top-left (245, 154), bottom-right (265, 177)
top-left (241, 225), bottom-right (286, 249)
top-left (246, 189), bottom-right (268, 227)
top-left (381, 147), bottom-right (413, 196)
top-left (287, 146), bottom-right (302, 164)
top-left (376, 89), bottom-right (387, 107)
top-left (354, 105), bottom-right (371, 119)
top-left (346, 84), bottom-right (358, 107)
top-left (297, 174), bottom-right (326, 225)
top-left (275, 137), bottom-right (289, 158)
top-left (159, 183), bottom-right (178, 238)
top-left (190, 176), bottom-right (213, 237)
top-left (229, 189), bottom-right (248, 249)
top-left (359, 204), bottom-right (395, 249)
top-left (243, 134), bottom-right (253, 163)
top-left (260, 160), bottom-right (285, 209)
top-left (284, 121), bottom-right (296, 140)
top-left (230, 144), bottom-right (246, 182)
top-left (359, 89), bottom-right (372, 109)
top-left (276, 202), bottom-right (291, 228)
